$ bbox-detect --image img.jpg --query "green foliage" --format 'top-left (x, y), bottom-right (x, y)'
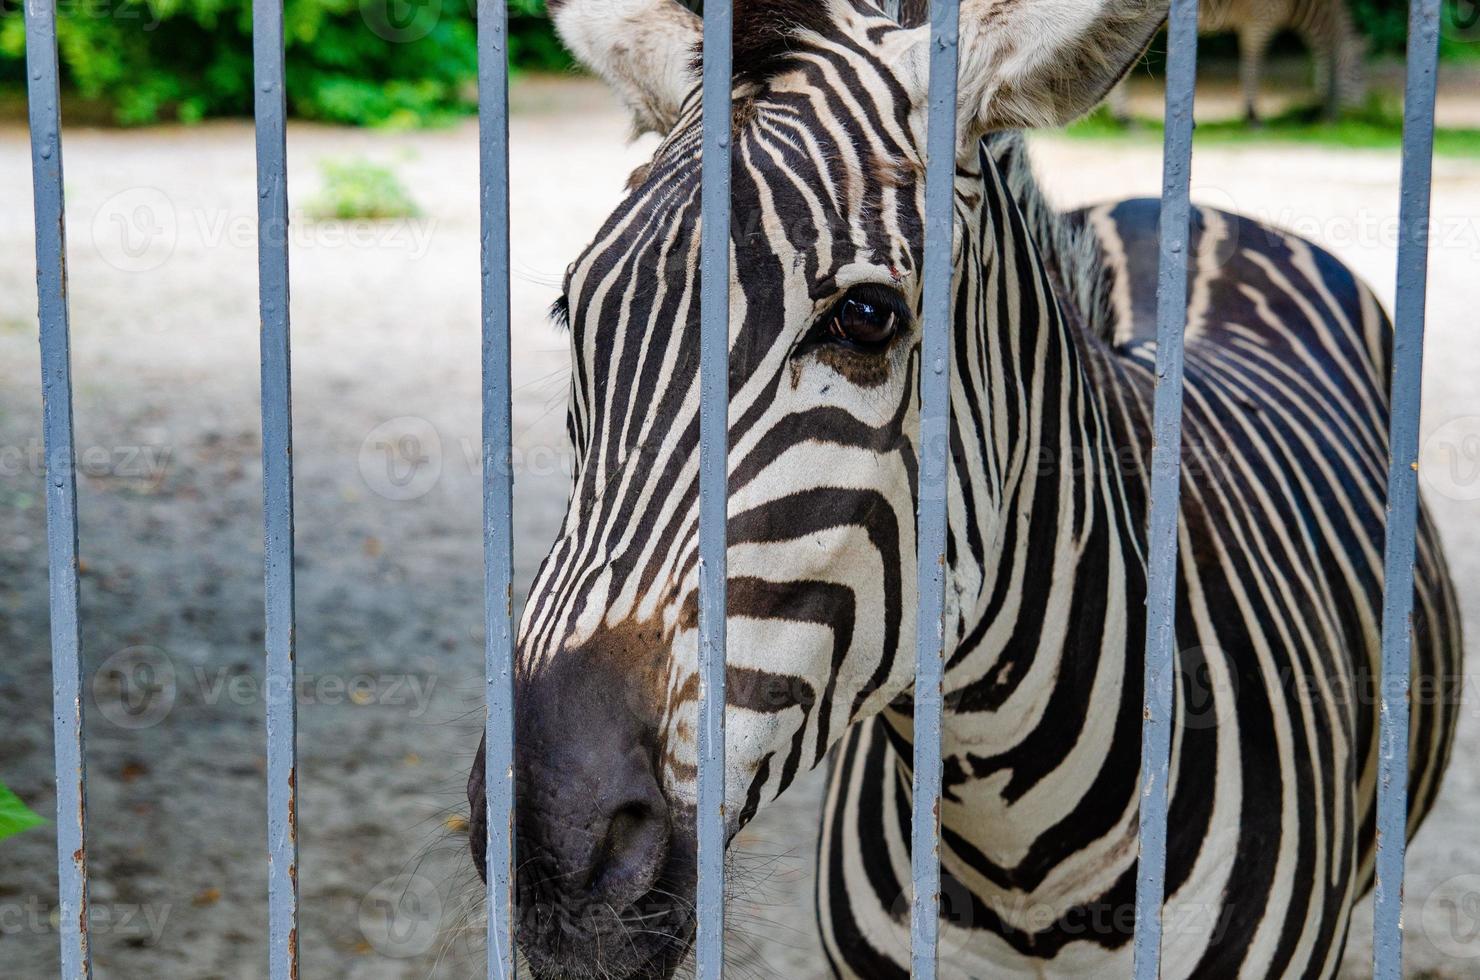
top-left (2, 0), bottom-right (1475, 125)
top-left (1352, 0), bottom-right (1417, 57)
top-left (0, 780), bottom-right (46, 842)
top-left (1066, 99), bottom-right (1480, 157)
top-left (1355, 0), bottom-right (1480, 59)
top-left (0, 0), bottom-right (570, 125)
top-left (306, 156), bottom-right (420, 219)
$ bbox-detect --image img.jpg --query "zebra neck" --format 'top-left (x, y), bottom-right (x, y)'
top-left (899, 140), bottom-right (1149, 876)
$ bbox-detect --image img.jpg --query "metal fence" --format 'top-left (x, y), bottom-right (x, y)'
top-left (20, 0), bottom-right (1444, 975)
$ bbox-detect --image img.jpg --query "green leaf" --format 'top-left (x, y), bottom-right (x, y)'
top-left (0, 781), bottom-right (47, 842)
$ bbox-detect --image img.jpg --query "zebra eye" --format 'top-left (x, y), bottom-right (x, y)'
top-left (817, 288), bottom-right (907, 353)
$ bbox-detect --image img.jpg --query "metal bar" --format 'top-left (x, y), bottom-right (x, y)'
top-left (1373, 0), bottom-right (1442, 973)
top-left (477, 0), bottom-right (517, 974)
top-left (24, 1), bottom-right (93, 976)
top-left (253, 0), bottom-right (298, 974)
top-left (910, 0), bottom-right (960, 975)
top-left (696, 0), bottom-right (733, 974)
top-left (1132, 0), bottom-right (1199, 975)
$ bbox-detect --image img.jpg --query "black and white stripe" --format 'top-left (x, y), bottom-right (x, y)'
top-left (483, 3), bottom-right (1460, 977)
top-left (816, 133), bottom-right (1458, 975)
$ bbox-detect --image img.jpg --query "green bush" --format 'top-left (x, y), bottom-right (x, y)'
top-left (0, 0), bottom-right (569, 126)
top-left (1, 0), bottom-right (1475, 126)
top-left (1355, 0), bottom-right (1480, 59)
top-left (306, 156), bottom-right (420, 219)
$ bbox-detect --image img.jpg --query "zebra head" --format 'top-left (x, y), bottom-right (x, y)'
top-left (468, 0), bottom-right (1164, 975)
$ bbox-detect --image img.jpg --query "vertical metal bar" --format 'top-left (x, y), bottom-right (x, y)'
top-left (24, 1), bottom-right (93, 976)
top-left (911, 1), bottom-right (960, 976)
top-left (1373, 0), bottom-right (1441, 974)
top-left (696, 0), bottom-right (733, 975)
top-left (253, 0), bottom-right (298, 974)
top-left (477, 0), bottom-right (516, 975)
top-left (1132, 0), bottom-right (1199, 975)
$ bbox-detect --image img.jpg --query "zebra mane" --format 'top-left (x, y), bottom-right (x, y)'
top-left (877, 0), bottom-right (929, 27)
top-left (692, 0), bottom-right (841, 84)
top-left (983, 132), bottom-right (1120, 347)
top-left (711, 0), bottom-right (937, 84)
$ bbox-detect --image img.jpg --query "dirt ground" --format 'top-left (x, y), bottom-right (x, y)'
top-left (2, 69), bottom-right (1479, 978)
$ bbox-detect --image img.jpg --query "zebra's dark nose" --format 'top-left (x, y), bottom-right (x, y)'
top-left (487, 643), bottom-right (693, 979)
top-left (514, 653), bottom-right (672, 903)
top-left (467, 726), bottom-right (670, 909)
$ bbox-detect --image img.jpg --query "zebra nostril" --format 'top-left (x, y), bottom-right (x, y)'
top-left (587, 798), bottom-right (670, 906)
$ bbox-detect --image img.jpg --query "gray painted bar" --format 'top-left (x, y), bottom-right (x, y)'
top-left (1373, 0), bottom-right (1441, 974)
top-left (252, 0), bottom-right (299, 973)
top-left (1132, 0), bottom-right (1199, 975)
top-left (696, 0), bottom-right (733, 975)
top-left (478, 0), bottom-right (517, 974)
top-left (911, 1), bottom-right (960, 976)
top-left (24, 1), bottom-right (93, 976)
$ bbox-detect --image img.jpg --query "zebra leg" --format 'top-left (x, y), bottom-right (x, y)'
top-left (1308, 38), bottom-right (1338, 121)
top-left (1237, 21), bottom-right (1276, 126)
top-left (1303, 1), bottom-right (1365, 119)
top-left (1333, 9), bottom-right (1368, 111)
top-left (1301, 23), bottom-right (1346, 121)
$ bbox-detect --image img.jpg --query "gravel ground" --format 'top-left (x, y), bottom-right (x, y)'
top-left (2, 72), bottom-right (1478, 978)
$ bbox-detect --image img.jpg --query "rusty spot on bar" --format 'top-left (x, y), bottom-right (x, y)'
top-left (79, 858), bottom-right (90, 940)
top-left (286, 767), bottom-right (297, 832)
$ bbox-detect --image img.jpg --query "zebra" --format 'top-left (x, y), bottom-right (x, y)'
top-left (1108, 0), bottom-right (1368, 123)
top-left (465, 0), bottom-right (1461, 976)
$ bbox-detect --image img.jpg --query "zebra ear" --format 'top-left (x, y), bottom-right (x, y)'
top-left (549, 0), bottom-right (702, 136)
top-left (906, 0), bottom-right (1165, 141)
